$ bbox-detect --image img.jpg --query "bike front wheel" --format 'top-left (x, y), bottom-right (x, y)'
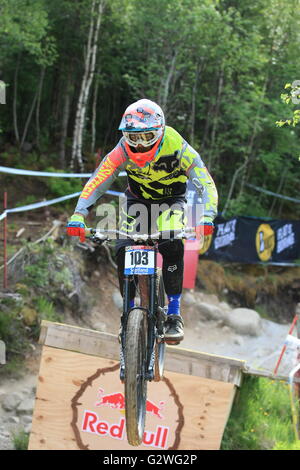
top-left (154, 274), bottom-right (166, 382)
top-left (125, 308), bottom-right (147, 446)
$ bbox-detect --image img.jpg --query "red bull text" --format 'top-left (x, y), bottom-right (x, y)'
top-left (82, 411), bottom-right (169, 448)
top-left (82, 389), bottom-right (169, 448)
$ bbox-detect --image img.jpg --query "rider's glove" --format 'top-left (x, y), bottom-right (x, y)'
top-left (67, 214), bottom-right (86, 242)
top-left (196, 218), bottom-right (214, 236)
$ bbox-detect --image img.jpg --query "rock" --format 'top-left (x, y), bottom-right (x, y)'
top-left (225, 308), bottom-right (262, 337)
top-left (222, 325), bottom-right (232, 334)
top-left (201, 293), bottom-right (220, 305)
top-left (195, 302), bottom-right (225, 321)
top-left (24, 423), bottom-right (32, 434)
top-left (21, 306), bottom-right (38, 326)
top-left (93, 322), bottom-right (107, 332)
top-left (219, 301), bottom-right (231, 311)
top-left (22, 416), bottom-right (32, 425)
top-left (16, 397), bottom-right (35, 415)
top-left (0, 292), bottom-right (23, 303)
top-left (0, 388), bottom-right (6, 402)
top-left (8, 416), bottom-right (20, 424)
top-left (1, 392), bottom-right (23, 412)
top-left (233, 336), bottom-right (244, 346)
top-left (183, 292), bottom-right (196, 305)
top-left (15, 283), bottom-right (30, 297)
top-left (112, 291), bottom-right (123, 310)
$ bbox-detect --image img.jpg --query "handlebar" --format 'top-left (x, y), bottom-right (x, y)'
top-left (85, 227), bottom-right (197, 243)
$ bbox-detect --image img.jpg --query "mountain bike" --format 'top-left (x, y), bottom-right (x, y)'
top-left (85, 227), bottom-right (195, 446)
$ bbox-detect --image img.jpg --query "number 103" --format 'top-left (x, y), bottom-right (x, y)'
top-left (130, 251), bottom-right (149, 265)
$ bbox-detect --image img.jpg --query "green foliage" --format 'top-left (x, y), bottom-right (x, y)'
top-left (0, 0), bottom-right (300, 218)
top-left (12, 430), bottom-right (29, 450)
top-left (34, 296), bottom-right (62, 322)
top-left (221, 376), bottom-right (295, 450)
top-left (23, 257), bottom-right (50, 288)
top-left (0, 296), bottom-right (31, 372)
top-left (224, 194), bottom-right (269, 218)
top-left (273, 440), bottom-right (300, 450)
top-left (42, 167), bottom-right (82, 198)
top-left (276, 82), bottom-right (300, 129)
top-left (0, 0), bottom-right (57, 64)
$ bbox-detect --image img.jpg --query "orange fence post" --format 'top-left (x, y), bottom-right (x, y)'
top-left (273, 314), bottom-right (299, 376)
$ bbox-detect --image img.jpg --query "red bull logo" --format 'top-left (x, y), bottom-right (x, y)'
top-left (95, 389), bottom-right (125, 409)
top-left (95, 388), bottom-right (165, 419)
top-left (82, 387), bottom-right (169, 448)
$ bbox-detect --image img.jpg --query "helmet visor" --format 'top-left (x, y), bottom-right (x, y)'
top-left (123, 130), bottom-right (158, 147)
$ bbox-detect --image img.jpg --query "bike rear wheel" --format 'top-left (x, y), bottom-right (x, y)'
top-left (154, 274), bottom-right (166, 382)
top-left (125, 308), bottom-right (147, 446)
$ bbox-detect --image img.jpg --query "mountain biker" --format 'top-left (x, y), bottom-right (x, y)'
top-left (67, 99), bottom-right (218, 343)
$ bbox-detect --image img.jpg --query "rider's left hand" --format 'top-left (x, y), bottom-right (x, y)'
top-left (196, 219), bottom-right (214, 237)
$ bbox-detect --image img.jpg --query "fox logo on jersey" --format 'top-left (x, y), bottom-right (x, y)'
top-left (153, 151), bottom-right (180, 173)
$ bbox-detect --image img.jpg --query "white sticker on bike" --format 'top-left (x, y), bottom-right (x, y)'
top-left (124, 246), bottom-right (155, 275)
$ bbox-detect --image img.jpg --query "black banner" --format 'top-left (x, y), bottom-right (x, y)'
top-left (186, 181), bottom-right (300, 264)
top-left (201, 216), bottom-right (300, 264)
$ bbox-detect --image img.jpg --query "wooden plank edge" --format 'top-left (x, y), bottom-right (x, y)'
top-left (244, 367), bottom-right (300, 383)
top-left (39, 321), bottom-right (247, 383)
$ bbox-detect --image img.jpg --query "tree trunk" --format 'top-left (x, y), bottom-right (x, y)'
top-left (35, 66), bottom-right (46, 150)
top-left (71, 0), bottom-right (105, 171)
top-left (268, 164), bottom-right (288, 217)
top-left (13, 53), bottom-right (21, 145)
top-left (59, 81), bottom-right (72, 169)
top-left (189, 60), bottom-right (204, 147)
top-left (91, 75), bottom-right (99, 154)
top-left (237, 78), bottom-right (267, 200)
top-left (20, 83), bottom-right (39, 150)
top-left (207, 65), bottom-right (224, 171)
top-left (159, 49), bottom-right (178, 114)
top-left (200, 100), bottom-right (214, 156)
top-left (222, 159), bottom-right (248, 217)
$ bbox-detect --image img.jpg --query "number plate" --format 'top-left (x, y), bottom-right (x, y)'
top-left (124, 246), bottom-right (155, 275)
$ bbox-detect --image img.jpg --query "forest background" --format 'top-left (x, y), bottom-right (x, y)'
top-left (0, 0), bottom-right (300, 219)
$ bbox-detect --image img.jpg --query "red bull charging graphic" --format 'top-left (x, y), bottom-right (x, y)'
top-left (81, 388), bottom-right (169, 448)
top-left (71, 362), bottom-right (184, 450)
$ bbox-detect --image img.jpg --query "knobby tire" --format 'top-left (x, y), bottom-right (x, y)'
top-left (154, 275), bottom-right (166, 382)
top-left (125, 308), bottom-right (147, 446)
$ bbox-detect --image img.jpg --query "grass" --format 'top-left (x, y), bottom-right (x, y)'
top-left (12, 430), bottom-right (29, 450)
top-left (221, 376), bottom-right (297, 450)
top-left (34, 296), bottom-right (62, 323)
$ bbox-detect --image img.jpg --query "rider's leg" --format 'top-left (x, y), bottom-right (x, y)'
top-left (158, 239), bottom-right (184, 342)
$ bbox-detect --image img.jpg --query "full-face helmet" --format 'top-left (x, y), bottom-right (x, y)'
top-left (118, 99), bottom-right (165, 167)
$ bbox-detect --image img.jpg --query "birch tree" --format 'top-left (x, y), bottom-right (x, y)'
top-left (71, 0), bottom-right (105, 171)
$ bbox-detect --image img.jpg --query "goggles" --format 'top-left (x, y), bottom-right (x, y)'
top-left (123, 130), bottom-right (159, 148)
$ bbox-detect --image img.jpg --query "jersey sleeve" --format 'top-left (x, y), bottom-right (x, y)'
top-left (180, 142), bottom-right (218, 221)
top-left (74, 142), bottom-right (127, 216)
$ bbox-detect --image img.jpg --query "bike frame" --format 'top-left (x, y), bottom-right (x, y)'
top-left (83, 227), bottom-right (195, 382)
top-left (121, 242), bottom-right (159, 382)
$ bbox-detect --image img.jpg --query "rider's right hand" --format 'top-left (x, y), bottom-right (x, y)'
top-left (67, 214), bottom-right (86, 241)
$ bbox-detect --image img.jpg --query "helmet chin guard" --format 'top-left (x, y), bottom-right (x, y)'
top-left (124, 136), bottom-right (163, 168)
top-left (119, 99), bottom-right (165, 167)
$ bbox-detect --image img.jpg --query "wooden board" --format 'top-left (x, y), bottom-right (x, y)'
top-left (28, 346), bottom-right (237, 451)
top-left (39, 321), bottom-right (245, 386)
